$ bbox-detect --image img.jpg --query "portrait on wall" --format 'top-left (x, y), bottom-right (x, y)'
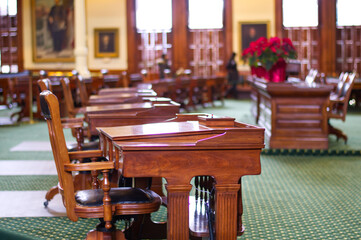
top-left (239, 21), bottom-right (270, 57)
top-left (31, 0), bottom-right (75, 62)
top-left (94, 28), bottom-right (119, 58)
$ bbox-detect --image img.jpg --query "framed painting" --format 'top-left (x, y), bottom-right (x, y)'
top-left (94, 28), bottom-right (119, 58)
top-left (239, 21), bottom-right (270, 57)
top-left (31, 0), bottom-right (75, 62)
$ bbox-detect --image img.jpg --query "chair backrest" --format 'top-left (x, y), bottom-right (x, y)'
top-left (340, 72), bottom-right (356, 100)
top-left (37, 78), bottom-right (53, 92)
top-left (60, 78), bottom-right (76, 117)
top-left (305, 69), bottom-right (318, 85)
top-left (330, 72), bottom-right (356, 121)
top-left (76, 76), bottom-right (89, 106)
top-left (39, 90), bottom-right (77, 220)
top-left (335, 72), bottom-right (348, 97)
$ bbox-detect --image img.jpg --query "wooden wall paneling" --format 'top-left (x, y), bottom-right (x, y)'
top-left (336, 26), bottom-right (361, 73)
top-left (189, 29), bottom-right (224, 76)
top-left (284, 27), bottom-right (319, 78)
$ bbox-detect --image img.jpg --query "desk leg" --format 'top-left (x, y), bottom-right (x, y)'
top-left (166, 184), bottom-right (192, 240)
top-left (215, 184), bottom-right (240, 240)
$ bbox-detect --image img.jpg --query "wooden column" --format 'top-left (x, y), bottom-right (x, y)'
top-left (172, 0), bottom-right (188, 71)
top-left (275, 0), bottom-right (283, 38)
top-left (224, 0), bottom-right (233, 71)
top-left (214, 184), bottom-right (240, 240)
top-left (318, 0), bottom-right (336, 74)
top-left (126, 0), bottom-right (138, 74)
top-left (17, 0), bottom-right (24, 72)
top-left (165, 184), bottom-right (192, 240)
top-left (74, 0), bottom-right (90, 77)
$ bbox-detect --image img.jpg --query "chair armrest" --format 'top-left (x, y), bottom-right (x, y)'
top-left (64, 161), bottom-right (114, 172)
top-left (68, 150), bottom-right (103, 160)
top-left (61, 117), bottom-right (84, 129)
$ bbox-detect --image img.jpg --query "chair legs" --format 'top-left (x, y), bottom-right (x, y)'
top-left (328, 122), bottom-right (347, 144)
top-left (44, 185), bottom-right (59, 207)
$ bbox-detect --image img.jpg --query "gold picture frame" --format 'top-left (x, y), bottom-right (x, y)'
top-left (31, 0), bottom-right (75, 62)
top-left (94, 28), bottom-right (119, 58)
top-left (239, 21), bottom-right (270, 59)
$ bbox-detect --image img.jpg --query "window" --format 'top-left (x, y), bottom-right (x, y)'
top-left (187, 0), bottom-right (225, 76)
top-left (135, 0), bottom-right (173, 77)
top-left (188, 0), bottom-right (223, 30)
top-left (282, 0), bottom-right (318, 27)
top-left (0, 0), bottom-right (20, 74)
top-left (136, 0), bottom-right (172, 32)
top-left (337, 0), bottom-right (361, 26)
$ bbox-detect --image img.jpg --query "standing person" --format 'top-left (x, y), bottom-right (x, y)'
top-left (48, 0), bottom-right (67, 52)
top-left (226, 52), bottom-right (239, 98)
top-left (158, 54), bottom-right (170, 79)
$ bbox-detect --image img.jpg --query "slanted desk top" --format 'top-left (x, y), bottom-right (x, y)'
top-left (98, 87), bottom-right (154, 95)
top-left (88, 91), bottom-right (157, 105)
top-left (86, 101), bottom-right (180, 135)
top-left (98, 115), bottom-right (264, 239)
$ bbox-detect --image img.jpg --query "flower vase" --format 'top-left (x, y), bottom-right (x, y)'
top-left (268, 59), bottom-right (286, 82)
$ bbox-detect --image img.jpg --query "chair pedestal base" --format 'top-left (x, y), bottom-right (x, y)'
top-left (124, 214), bottom-right (167, 240)
top-left (86, 229), bottom-right (125, 240)
top-left (328, 123), bottom-right (347, 143)
top-left (44, 185), bottom-right (59, 207)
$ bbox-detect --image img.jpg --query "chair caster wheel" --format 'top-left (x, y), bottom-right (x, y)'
top-left (44, 200), bottom-right (49, 208)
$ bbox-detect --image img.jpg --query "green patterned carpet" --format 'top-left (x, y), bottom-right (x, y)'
top-left (0, 100), bottom-right (360, 239)
top-left (0, 155), bottom-right (360, 239)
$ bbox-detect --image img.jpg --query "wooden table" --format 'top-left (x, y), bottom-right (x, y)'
top-left (88, 91), bottom-right (157, 105)
top-left (85, 101), bottom-right (180, 136)
top-left (98, 115), bottom-right (264, 239)
top-left (97, 84), bottom-right (152, 95)
top-left (249, 78), bottom-right (334, 149)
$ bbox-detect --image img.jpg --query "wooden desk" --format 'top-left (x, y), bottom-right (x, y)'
top-left (86, 101), bottom-right (180, 136)
top-left (88, 91), bottom-right (157, 105)
top-left (149, 76), bottom-right (227, 110)
top-left (97, 85), bottom-right (152, 95)
top-left (249, 78), bottom-right (333, 149)
top-left (98, 115), bottom-right (264, 239)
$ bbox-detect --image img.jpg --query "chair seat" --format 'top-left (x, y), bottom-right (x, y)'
top-left (67, 140), bottom-right (100, 152)
top-left (75, 187), bottom-right (154, 207)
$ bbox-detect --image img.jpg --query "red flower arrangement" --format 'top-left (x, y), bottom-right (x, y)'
top-left (242, 37), bottom-right (297, 82)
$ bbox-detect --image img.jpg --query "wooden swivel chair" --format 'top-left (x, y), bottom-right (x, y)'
top-left (327, 72), bottom-right (356, 143)
top-left (40, 90), bottom-right (161, 239)
top-left (60, 77), bottom-right (86, 118)
top-left (329, 72), bottom-right (348, 101)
